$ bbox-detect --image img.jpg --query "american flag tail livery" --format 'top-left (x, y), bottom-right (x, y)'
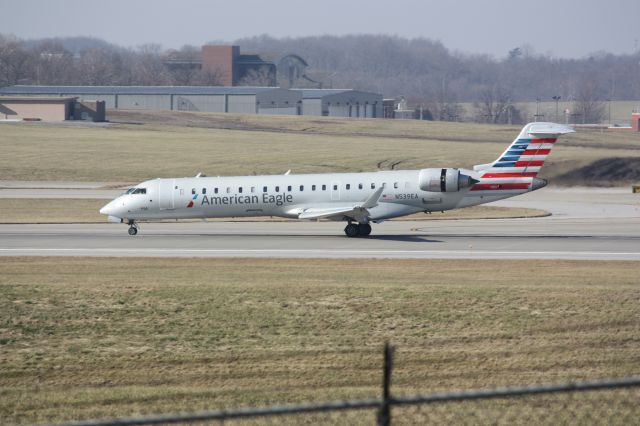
top-left (472, 122), bottom-right (574, 193)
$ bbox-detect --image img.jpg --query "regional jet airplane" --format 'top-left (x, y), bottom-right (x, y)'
top-left (100, 122), bottom-right (574, 237)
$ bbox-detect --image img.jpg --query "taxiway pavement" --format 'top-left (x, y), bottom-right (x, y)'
top-left (0, 186), bottom-right (638, 260)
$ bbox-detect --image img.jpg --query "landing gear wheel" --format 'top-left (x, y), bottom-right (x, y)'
top-left (128, 226), bottom-right (138, 236)
top-left (358, 223), bottom-right (372, 236)
top-left (344, 223), bottom-right (360, 238)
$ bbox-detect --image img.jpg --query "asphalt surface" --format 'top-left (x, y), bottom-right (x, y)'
top-left (1, 185), bottom-right (639, 260)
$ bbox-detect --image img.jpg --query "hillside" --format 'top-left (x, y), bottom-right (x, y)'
top-left (1, 110), bottom-right (639, 186)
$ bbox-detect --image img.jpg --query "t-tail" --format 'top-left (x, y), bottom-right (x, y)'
top-left (472, 122), bottom-right (574, 193)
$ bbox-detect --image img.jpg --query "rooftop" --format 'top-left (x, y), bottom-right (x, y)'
top-left (0, 95), bottom-right (78, 102)
top-left (0, 86), bottom-right (283, 96)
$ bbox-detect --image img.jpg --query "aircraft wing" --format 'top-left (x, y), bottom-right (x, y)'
top-left (298, 206), bottom-right (368, 220)
top-left (295, 186), bottom-right (385, 221)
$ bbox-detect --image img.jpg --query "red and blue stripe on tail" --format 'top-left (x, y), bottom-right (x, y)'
top-left (472, 122), bottom-right (574, 192)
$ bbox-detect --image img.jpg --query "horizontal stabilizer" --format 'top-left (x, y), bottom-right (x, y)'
top-left (526, 122), bottom-right (575, 137)
top-left (473, 163), bottom-right (493, 172)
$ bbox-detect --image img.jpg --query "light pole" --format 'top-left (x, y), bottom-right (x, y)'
top-left (535, 98), bottom-right (540, 122)
top-left (552, 95), bottom-right (561, 123)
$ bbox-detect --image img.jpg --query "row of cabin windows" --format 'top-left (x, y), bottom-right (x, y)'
top-left (192, 182), bottom-right (410, 195)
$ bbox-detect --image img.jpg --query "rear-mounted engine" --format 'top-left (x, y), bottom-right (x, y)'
top-left (418, 168), bottom-right (478, 192)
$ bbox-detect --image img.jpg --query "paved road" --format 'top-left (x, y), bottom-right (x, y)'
top-left (1, 186), bottom-right (638, 260)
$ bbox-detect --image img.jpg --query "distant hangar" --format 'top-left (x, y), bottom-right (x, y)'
top-left (0, 86), bottom-right (382, 118)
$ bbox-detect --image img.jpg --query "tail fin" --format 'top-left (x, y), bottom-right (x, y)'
top-left (474, 122), bottom-right (574, 178)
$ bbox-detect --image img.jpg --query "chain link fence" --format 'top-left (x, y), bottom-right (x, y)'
top-left (36, 344), bottom-right (640, 426)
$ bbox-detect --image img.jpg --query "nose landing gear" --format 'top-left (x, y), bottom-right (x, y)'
top-left (344, 222), bottom-right (372, 238)
top-left (127, 220), bottom-right (138, 236)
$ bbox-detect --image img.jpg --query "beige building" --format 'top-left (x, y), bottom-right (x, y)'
top-left (0, 96), bottom-right (77, 121)
top-left (0, 96), bottom-right (105, 122)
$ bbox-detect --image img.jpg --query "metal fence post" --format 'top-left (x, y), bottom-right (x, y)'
top-left (377, 342), bottom-right (395, 426)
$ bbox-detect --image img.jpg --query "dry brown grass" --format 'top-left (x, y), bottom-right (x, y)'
top-left (1, 113), bottom-right (638, 184)
top-left (1, 257), bottom-right (638, 424)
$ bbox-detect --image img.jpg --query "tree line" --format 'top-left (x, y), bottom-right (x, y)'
top-left (2, 33), bottom-right (639, 123)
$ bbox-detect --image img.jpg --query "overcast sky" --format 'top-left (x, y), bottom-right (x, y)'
top-left (2, 0), bottom-right (638, 58)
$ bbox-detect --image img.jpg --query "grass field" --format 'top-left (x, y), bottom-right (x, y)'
top-left (0, 198), bottom-right (547, 223)
top-left (460, 100), bottom-right (640, 126)
top-left (1, 257), bottom-right (638, 424)
top-left (1, 112), bottom-right (638, 184)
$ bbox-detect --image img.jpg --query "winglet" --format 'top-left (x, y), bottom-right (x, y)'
top-left (360, 186), bottom-right (385, 209)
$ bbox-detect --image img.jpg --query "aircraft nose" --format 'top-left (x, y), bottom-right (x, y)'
top-left (100, 200), bottom-right (118, 216)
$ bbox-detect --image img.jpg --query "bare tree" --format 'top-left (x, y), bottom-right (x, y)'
top-left (474, 85), bottom-right (517, 124)
top-left (572, 78), bottom-right (606, 124)
top-left (0, 35), bottom-right (32, 86)
top-left (193, 68), bottom-right (225, 86)
top-left (32, 40), bottom-right (74, 84)
top-left (77, 48), bottom-right (120, 85)
top-left (238, 66), bottom-right (276, 87)
top-left (129, 44), bottom-right (172, 85)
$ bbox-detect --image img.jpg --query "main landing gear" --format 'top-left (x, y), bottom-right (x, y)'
top-left (127, 220), bottom-right (138, 236)
top-left (344, 222), bottom-right (372, 238)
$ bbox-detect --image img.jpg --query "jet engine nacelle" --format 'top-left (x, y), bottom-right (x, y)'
top-left (418, 168), bottom-right (478, 192)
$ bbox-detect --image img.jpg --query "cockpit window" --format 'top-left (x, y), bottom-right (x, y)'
top-left (125, 188), bottom-right (135, 194)
top-left (130, 188), bottom-right (146, 194)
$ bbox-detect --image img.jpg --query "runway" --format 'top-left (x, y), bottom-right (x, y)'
top-left (1, 186), bottom-right (639, 260)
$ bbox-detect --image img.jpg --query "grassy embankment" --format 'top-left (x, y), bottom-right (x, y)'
top-left (1, 257), bottom-right (639, 424)
top-left (1, 112), bottom-right (638, 183)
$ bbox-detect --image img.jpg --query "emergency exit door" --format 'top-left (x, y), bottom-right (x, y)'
top-left (159, 179), bottom-right (176, 210)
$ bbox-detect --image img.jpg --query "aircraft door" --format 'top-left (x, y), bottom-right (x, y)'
top-left (331, 181), bottom-right (340, 201)
top-left (159, 179), bottom-right (175, 210)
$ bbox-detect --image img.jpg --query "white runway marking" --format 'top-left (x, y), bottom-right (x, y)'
top-left (1, 248), bottom-right (639, 260)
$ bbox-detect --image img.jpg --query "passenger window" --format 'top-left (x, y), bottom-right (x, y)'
top-left (214, 188), bottom-right (219, 194)
top-left (191, 188), bottom-right (196, 195)
top-left (263, 186), bottom-right (268, 193)
top-left (382, 183), bottom-right (387, 188)
top-left (333, 184), bottom-right (338, 190)
top-left (275, 186), bottom-right (280, 192)
top-left (238, 187), bottom-right (243, 193)
top-left (226, 187), bottom-right (231, 194)
top-left (346, 184), bottom-right (351, 190)
top-left (322, 184), bottom-right (327, 191)
top-left (371, 183), bottom-right (375, 189)
top-left (394, 182), bottom-right (398, 189)
top-left (288, 185), bottom-right (292, 191)
top-left (405, 181), bottom-right (411, 189)
top-left (251, 186), bottom-right (256, 193)
top-left (358, 183), bottom-right (363, 189)
top-left (300, 185), bottom-right (304, 191)
top-left (312, 185), bottom-right (316, 191)
top-left (202, 188), bottom-right (206, 194)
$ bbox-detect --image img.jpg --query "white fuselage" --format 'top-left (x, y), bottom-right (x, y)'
top-left (100, 168), bottom-right (528, 223)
